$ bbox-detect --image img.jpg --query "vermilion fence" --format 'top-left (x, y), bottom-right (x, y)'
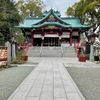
top-left (0, 47), bottom-right (8, 65)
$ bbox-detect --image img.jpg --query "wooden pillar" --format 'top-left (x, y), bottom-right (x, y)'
top-left (70, 31), bottom-right (72, 46)
top-left (42, 30), bottom-right (44, 46)
top-left (31, 31), bottom-right (34, 46)
top-left (32, 34), bottom-right (34, 46)
top-left (59, 30), bottom-right (62, 46)
top-left (78, 32), bottom-right (80, 43)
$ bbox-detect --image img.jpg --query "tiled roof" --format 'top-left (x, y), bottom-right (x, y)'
top-left (18, 9), bottom-right (90, 29)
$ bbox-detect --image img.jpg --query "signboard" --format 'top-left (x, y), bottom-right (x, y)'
top-left (0, 47), bottom-right (8, 64)
top-left (48, 26), bottom-right (56, 29)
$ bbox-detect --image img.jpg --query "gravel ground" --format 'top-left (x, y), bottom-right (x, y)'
top-left (67, 67), bottom-right (100, 100)
top-left (0, 65), bottom-right (36, 100)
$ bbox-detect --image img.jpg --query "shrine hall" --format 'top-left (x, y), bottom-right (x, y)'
top-left (18, 9), bottom-right (89, 46)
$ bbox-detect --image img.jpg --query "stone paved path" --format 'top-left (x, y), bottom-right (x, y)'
top-left (8, 58), bottom-right (85, 100)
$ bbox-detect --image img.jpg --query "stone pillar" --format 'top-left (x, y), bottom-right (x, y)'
top-left (12, 42), bottom-right (16, 60)
top-left (42, 36), bottom-right (44, 46)
top-left (59, 36), bottom-right (61, 46)
top-left (70, 32), bottom-right (72, 46)
top-left (5, 41), bottom-right (11, 64)
top-left (89, 45), bottom-right (94, 62)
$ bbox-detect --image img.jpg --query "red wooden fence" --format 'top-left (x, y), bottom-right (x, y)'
top-left (0, 47), bottom-right (8, 65)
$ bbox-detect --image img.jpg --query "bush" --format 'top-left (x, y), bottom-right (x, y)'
top-left (12, 59), bottom-right (25, 64)
top-left (0, 33), bottom-right (4, 46)
top-left (12, 49), bottom-right (27, 64)
top-left (16, 49), bottom-right (23, 57)
top-left (16, 33), bottom-right (25, 44)
top-left (0, 64), bottom-right (12, 71)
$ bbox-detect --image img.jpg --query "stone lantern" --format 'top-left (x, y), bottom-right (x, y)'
top-left (87, 31), bottom-right (98, 61)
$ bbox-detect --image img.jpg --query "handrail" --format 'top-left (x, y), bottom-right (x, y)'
top-left (61, 45), bottom-right (63, 57)
top-left (40, 43), bottom-right (43, 57)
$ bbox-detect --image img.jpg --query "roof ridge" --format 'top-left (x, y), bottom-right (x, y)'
top-left (33, 9), bottom-right (70, 25)
top-left (32, 21), bottom-right (71, 28)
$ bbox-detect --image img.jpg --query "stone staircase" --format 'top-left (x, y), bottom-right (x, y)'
top-left (62, 46), bottom-right (77, 57)
top-left (28, 46), bottom-right (77, 57)
top-left (41, 47), bottom-right (62, 57)
top-left (28, 47), bottom-right (41, 57)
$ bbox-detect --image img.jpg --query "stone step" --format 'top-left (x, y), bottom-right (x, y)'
top-left (28, 46), bottom-right (77, 57)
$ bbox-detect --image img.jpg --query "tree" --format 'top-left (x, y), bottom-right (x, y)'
top-left (16, 0), bottom-right (44, 19)
top-left (66, 0), bottom-right (100, 43)
top-left (66, 0), bottom-right (100, 25)
top-left (66, 3), bottom-right (78, 17)
top-left (66, 7), bottom-right (75, 17)
top-left (0, 32), bottom-right (4, 45)
top-left (0, 0), bottom-right (22, 42)
top-left (16, 33), bottom-right (25, 44)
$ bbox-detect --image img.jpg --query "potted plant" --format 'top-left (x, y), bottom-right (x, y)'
top-left (16, 33), bottom-right (28, 61)
top-left (21, 49), bottom-right (28, 61)
top-left (78, 53), bottom-right (87, 62)
top-left (16, 48), bottom-right (28, 61)
top-left (16, 33), bottom-right (25, 45)
top-left (78, 48), bottom-right (87, 62)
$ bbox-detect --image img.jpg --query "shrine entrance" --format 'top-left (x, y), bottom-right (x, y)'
top-left (43, 37), bottom-right (59, 46)
top-left (34, 38), bottom-right (42, 46)
top-left (19, 9), bottom-right (89, 47)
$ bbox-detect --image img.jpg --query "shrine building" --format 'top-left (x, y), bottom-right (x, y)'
top-left (18, 9), bottom-right (89, 46)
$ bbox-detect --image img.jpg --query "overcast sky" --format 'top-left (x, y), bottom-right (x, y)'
top-left (42, 0), bottom-right (78, 16)
top-left (15, 0), bottom-right (78, 16)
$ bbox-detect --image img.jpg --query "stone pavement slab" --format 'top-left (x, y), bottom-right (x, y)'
top-left (62, 57), bottom-right (100, 68)
top-left (8, 58), bottom-right (85, 100)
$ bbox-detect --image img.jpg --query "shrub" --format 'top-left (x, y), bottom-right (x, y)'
top-left (16, 33), bottom-right (25, 44)
top-left (12, 59), bottom-right (25, 64)
top-left (0, 33), bottom-right (4, 46)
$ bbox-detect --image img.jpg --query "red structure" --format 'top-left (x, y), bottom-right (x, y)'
top-left (18, 9), bottom-right (89, 46)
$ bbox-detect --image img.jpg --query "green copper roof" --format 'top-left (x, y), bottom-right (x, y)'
top-left (32, 22), bottom-right (71, 28)
top-left (18, 9), bottom-right (90, 29)
top-left (43, 10), bottom-right (61, 17)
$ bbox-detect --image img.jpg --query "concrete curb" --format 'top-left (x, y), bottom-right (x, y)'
top-left (63, 64), bottom-right (86, 100)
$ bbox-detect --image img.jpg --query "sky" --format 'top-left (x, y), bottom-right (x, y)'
top-left (42, 0), bottom-right (78, 16)
top-left (15, 0), bottom-right (78, 16)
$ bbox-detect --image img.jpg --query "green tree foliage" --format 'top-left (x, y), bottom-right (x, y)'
top-left (16, 0), bottom-right (44, 18)
top-left (0, 32), bottom-right (4, 45)
top-left (67, 7), bottom-right (75, 16)
top-left (66, 0), bottom-right (100, 25)
top-left (16, 33), bottom-right (25, 44)
top-left (0, 0), bottom-right (22, 42)
top-left (66, 3), bottom-right (78, 16)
